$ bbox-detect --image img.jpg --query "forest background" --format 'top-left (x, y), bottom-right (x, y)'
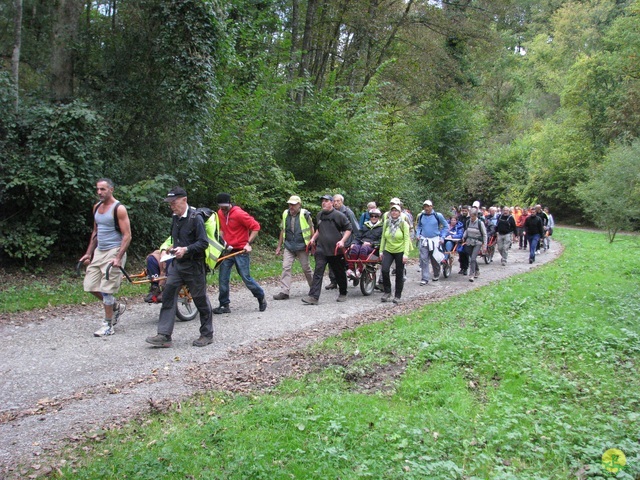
top-left (1, 0), bottom-right (639, 265)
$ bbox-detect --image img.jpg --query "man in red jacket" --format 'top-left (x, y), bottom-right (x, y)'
top-left (213, 193), bottom-right (267, 314)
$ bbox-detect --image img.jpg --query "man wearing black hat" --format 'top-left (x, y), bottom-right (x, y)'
top-left (213, 192), bottom-right (267, 314)
top-left (146, 187), bottom-right (214, 348)
top-left (301, 194), bottom-right (352, 305)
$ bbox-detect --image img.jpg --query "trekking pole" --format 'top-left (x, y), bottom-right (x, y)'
top-left (105, 263), bottom-right (133, 283)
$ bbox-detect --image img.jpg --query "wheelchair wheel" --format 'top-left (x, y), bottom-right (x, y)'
top-left (360, 267), bottom-right (376, 296)
top-left (442, 259), bottom-right (451, 278)
top-left (484, 246), bottom-right (495, 264)
top-left (176, 290), bottom-right (198, 322)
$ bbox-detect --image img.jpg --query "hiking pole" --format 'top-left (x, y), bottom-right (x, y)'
top-left (214, 249), bottom-right (246, 266)
top-left (105, 263), bottom-right (133, 283)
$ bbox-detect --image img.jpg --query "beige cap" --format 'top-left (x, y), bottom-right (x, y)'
top-left (287, 195), bottom-right (302, 205)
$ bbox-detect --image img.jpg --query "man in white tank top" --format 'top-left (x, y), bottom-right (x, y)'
top-left (79, 178), bottom-right (132, 337)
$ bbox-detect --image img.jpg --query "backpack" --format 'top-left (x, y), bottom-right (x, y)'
top-left (190, 207), bottom-right (226, 269)
top-left (93, 201), bottom-right (121, 233)
top-left (417, 211), bottom-right (448, 233)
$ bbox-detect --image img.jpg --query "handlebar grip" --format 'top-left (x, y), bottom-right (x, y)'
top-left (105, 263), bottom-right (133, 283)
top-left (75, 261), bottom-right (84, 277)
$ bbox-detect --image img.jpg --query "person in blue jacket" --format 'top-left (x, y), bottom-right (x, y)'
top-left (443, 216), bottom-right (464, 261)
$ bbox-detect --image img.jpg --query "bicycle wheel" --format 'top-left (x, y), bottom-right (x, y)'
top-left (176, 295), bottom-right (198, 322)
top-left (360, 267), bottom-right (376, 296)
top-left (442, 259), bottom-right (451, 278)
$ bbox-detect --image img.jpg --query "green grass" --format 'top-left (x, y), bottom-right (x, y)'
top-left (28, 230), bottom-right (640, 477)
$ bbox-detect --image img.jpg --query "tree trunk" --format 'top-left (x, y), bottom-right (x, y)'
top-left (297, 0), bottom-right (320, 103)
top-left (11, 0), bottom-right (23, 110)
top-left (51, 0), bottom-right (83, 103)
top-left (287, 0), bottom-right (300, 82)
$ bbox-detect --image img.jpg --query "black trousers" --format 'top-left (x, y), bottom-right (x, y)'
top-left (309, 252), bottom-right (348, 298)
top-left (381, 251), bottom-right (405, 298)
top-left (157, 260), bottom-right (213, 338)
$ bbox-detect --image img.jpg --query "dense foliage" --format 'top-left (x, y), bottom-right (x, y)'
top-left (1, 0), bottom-right (639, 263)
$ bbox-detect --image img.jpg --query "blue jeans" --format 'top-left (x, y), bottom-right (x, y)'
top-left (218, 253), bottom-right (264, 306)
top-left (527, 234), bottom-right (540, 261)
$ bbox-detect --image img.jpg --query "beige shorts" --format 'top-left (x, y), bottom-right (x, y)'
top-left (83, 247), bottom-right (127, 294)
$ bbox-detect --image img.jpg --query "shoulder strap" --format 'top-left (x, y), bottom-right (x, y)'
top-left (93, 200), bottom-right (121, 233)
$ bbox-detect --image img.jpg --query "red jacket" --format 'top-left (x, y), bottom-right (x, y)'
top-left (218, 206), bottom-right (261, 249)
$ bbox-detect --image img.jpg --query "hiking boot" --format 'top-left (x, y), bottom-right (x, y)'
top-left (325, 283), bottom-right (337, 290)
top-left (458, 269), bottom-right (467, 275)
top-left (94, 321), bottom-right (114, 337)
top-left (146, 334), bottom-right (172, 348)
top-left (381, 293), bottom-right (391, 303)
top-left (474, 272), bottom-right (479, 279)
top-left (273, 292), bottom-right (289, 300)
top-left (301, 296), bottom-right (319, 305)
top-left (432, 275), bottom-right (439, 282)
top-left (336, 293), bottom-right (347, 302)
top-left (192, 336), bottom-right (213, 347)
top-left (213, 305), bottom-right (231, 314)
top-left (144, 284), bottom-right (161, 303)
top-left (392, 297), bottom-right (402, 304)
top-left (501, 259), bottom-right (506, 266)
top-left (469, 278), bottom-right (474, 282)
top-left (420, 280), bottom-right (428, 286)
top-left (258, 297), bottom-right (268, 312)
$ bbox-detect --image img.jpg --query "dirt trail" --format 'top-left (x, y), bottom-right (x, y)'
top-left (0, 244), bottom-right (560, 477)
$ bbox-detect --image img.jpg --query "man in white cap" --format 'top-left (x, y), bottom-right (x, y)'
top-left (274, 195), bottom-right (315, 300)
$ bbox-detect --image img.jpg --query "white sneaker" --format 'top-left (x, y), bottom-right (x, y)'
top-left (94, 321), bottom-right (115, 337)
top-left (112, 299), bottom-right (127, 326)
top-left (346, 269), bottom-right (355, 278)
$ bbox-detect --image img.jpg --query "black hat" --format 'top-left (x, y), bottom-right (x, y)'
top-left (320, 194), bottom-right (333, 201)
top-left (216, 192), bottom-right (232, 206)
top-left (164, 186), bottom-right (187, 202)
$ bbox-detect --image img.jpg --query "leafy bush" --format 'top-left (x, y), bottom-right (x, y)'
top-left (116, 176), bottom-right (176, 256)
top-left (575, 140), bottom-right (640, 241)
top-left (0, 98), bottom-right (106, 264)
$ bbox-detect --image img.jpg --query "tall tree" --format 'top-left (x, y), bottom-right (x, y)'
top-left (50, 0), bottom-right (83, 102)
top-left (11, 0), bottom-right (22, 109)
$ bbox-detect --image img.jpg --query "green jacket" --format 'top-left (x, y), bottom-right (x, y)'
top-left (380, 218), bottom-right (411, 255)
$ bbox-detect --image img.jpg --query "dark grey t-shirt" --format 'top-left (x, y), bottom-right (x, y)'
top-left (316, 208), bottom-right (351, 255)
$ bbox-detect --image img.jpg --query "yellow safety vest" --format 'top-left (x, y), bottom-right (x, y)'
top-left (159, 210), bottom-right (225, 269)
top-left (281, 209), bottom-right (312, 245)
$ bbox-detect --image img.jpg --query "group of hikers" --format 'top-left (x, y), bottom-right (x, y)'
top-left (80, 178), bottom-right (553, 348)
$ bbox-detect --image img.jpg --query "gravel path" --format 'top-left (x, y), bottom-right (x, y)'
top-left (0, 244), bottom-right (560, 477)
